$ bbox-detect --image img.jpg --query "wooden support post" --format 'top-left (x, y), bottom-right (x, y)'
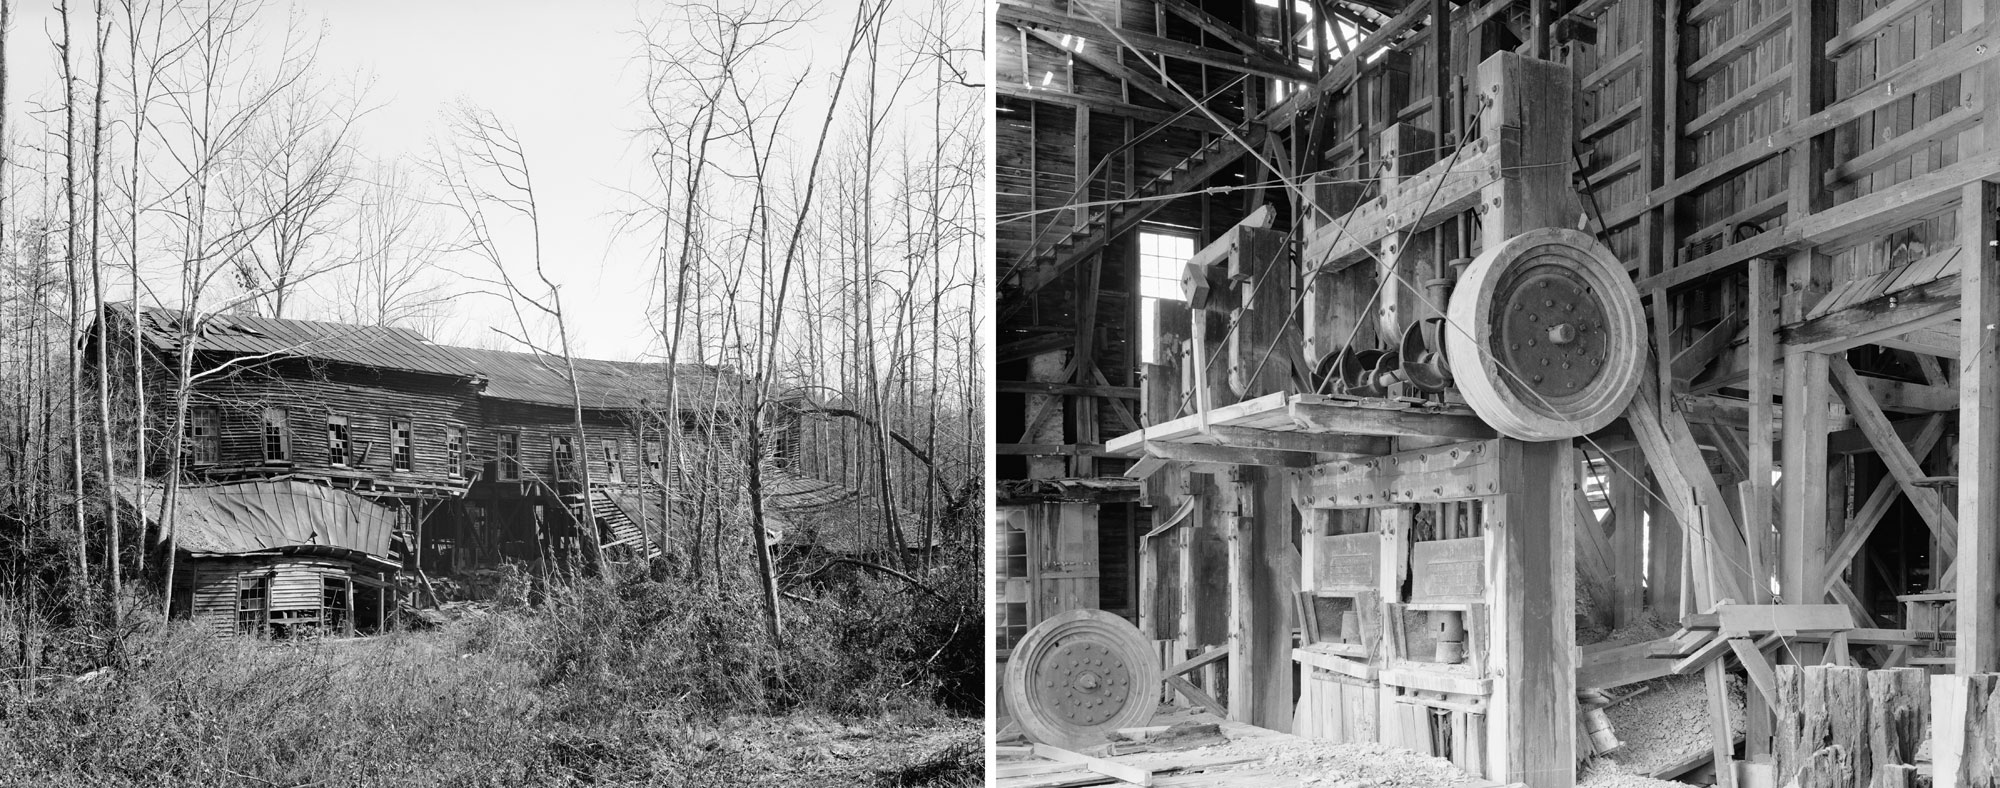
top-left (1778, 308), bottom-right (1830, 615)
top-left (1745, 258), bottom-right (1776, 601)
top-left (1224, 465), bottom-right (1295, 731)
top-left (1610, 448), bottom-right (1648, 629)
top-left (1957, 179), bottom-right (2000, 673)
top-left (1490, 439), bottom-right (1576, 787)
top-left (1930, 673), bottom-right (2000, 788)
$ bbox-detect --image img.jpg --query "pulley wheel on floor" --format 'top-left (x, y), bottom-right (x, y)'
top-left (1445, 228), bottom-right (1645, 441)
top-left (1004, 609), bottom-right (1160, 748)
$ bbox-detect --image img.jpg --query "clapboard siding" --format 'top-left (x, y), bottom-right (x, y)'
top-left (178, 555), bottom-right (385, 636)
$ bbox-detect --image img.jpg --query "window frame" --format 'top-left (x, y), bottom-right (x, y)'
top-left (497, 432), bottom-right (521, 481)
top-left (326, 415), bottom-right (352, 467)
top-left (261, 407), bottom-right (289, 463)
top-left (552, 434), bottom-right (575, 479)
top-left (1137, 227), bottom-right (1199, 365)
top-left (390, 419), bottom-right (413, 472)
top-left (602, 437), bottom-right (623, 484)
top-left (186, 406), bottom-right (221, 466)
top-left (445, 426), bottom-right (465, 478)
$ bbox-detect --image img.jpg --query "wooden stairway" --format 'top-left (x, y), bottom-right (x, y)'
top-left (564, 490), bottom-right (661, 559)
top-left (1011, 123), bottom-right (1265, 295)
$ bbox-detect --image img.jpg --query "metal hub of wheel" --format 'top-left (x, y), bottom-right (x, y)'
top-left (1004, 610), bottom-right (1160, 748)
top-left (1446, 228), bottom-right (1644, 441)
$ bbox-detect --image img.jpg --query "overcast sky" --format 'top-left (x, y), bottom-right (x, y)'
top-left (5, 0), bottom-right (952, 363)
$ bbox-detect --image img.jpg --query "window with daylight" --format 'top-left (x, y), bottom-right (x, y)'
top-left (186, 407), bottom-right (220, 466)
top-left (1138, 229), bottom-right (1197, 364)
top-left (603, 438), bottom-right (623, 484)
top-left (326, 415), bottom-right (351, 467)
top-left (644, 439), bottom-right (661, 473)
top-left (446, 426), bottom-right (464, 478)
top-left (552, 435), bottom-right (574, 479)
top-left (996, 520), bottom-right (1032, 651)
top-left (498, 432), bottom-right (520, 481)
top-left (262, 408), bottom-right (289, 462)
top-left (391, 420), bottom-right (413, 471)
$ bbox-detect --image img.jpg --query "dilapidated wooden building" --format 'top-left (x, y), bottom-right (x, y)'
top-left (94, 305), bottom-right (878, 636)
top-left (995, 0), bottom-right (2000, 785)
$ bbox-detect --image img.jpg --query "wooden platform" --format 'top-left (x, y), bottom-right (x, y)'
top-left (996, 709), bottom-right (1520, 788)
top-left (1104, 392), bottom-right (1493, 463)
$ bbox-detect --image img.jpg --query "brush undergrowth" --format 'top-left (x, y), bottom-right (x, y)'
top-left (0, 566), bottom-right (983, 788)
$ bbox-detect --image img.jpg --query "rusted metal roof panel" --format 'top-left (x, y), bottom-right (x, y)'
top-left (116, 480), bottom-right (398, 562)
top-left (453, 346), bottom-right (743, 410)
top-left (114, 304), bottom-right (479, 378)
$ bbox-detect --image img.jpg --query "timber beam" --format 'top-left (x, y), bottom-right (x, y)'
top-left (997, 3), bottom-right (1312, 81)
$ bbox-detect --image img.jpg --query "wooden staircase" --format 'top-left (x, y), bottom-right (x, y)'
top-left (564, 489), bottom-right (661, 559)
top-left (1011, 123), bottom-right (1265, 295)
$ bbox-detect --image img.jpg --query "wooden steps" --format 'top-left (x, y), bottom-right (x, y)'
top-left (1013, 124), bottom-right (1265, 294)
top-left (563, 490), bottom-right (661, 559)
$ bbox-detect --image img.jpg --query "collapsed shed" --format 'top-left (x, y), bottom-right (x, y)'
top-left (121, 480), bottom-right (401, 637)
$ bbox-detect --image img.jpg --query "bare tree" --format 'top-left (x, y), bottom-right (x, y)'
top-left (431, 102), bottom-right (604, 577)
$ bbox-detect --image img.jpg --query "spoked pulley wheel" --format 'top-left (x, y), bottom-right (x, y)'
top-left (1004, 609), bottom-right (1161, 748)
top-left (1444, 228), bottom-right (1645, 441)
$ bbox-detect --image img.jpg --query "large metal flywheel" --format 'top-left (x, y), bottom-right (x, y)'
top-left (1004, 609), bottom-right (1161, 748)
top-left (1445, 228), bottom-right (1645, 441)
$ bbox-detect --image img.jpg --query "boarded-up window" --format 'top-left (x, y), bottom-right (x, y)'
top-left (446, 427), bottom-right (464, 478)
top-left (553, 435), bottom-right (574, 479)
top-left (237, 575), bottom-right (270, 635)
top-left (186, 407), bottom-right (220, 466)
top-left (391, 420), bottom-right (413, 471)
top-left (603, 438), bottom-right (623, 483)
top-left (326, 415), bottom-right (351, 466)
top-left (498, 432), bottom-right (520, 480)
top-left (262, 408), bottom-right (288, 462)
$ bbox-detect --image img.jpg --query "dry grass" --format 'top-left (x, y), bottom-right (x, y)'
top-left (0, 576), bottom-right (982, 788)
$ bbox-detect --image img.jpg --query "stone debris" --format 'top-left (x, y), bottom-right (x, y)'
top-left (1189, 738), bottom-right (1475, 786)
top-left (1598, 673), bottom-right (1745, 777)
top-left (1577, 761), bottom-right (1700, 788)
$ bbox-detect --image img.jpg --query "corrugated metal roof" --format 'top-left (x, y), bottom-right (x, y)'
top-left (116, 480), bottom-right (398, 563)
top-left (765, 468), bottom-right (930, 555)
top-left (112, 303), bottom-right (479, 378)
top-left (110, 305), bottom-right (746, 410)
top-left (453, 346), bottom-right (743, 410)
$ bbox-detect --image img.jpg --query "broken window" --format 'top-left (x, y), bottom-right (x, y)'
top-left (1137, 228), bottom-right (1196, 364)
top-left (321, 576), bottom-right (350, 635)
top-left (262, 408), bottom-right (288, 462)
top-left (446, 426), bottom-right (464, 478)
top-left (552, 435), bottom-right (575, 479)
top-left (498, 432), bottom-right (520, 481)
top-left (326, 415), bottom-right (351, 466)
top-left (603, 438), bottom-right (623, 483)
top-left (186, 406), bottom-right (220, 466)
top-left (391, 419), bottom-right (412, 471)
top-left (237, 575), bottom-right (269, 635)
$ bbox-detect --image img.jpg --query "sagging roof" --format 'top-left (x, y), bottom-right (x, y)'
top-left (116, 480), bottom-right (400, 567)
top-left (110, 303), bottom-right (480, 378)
top-left (767, 469), bottom-right (932, 555)
top-left (107, 304), bottom-right (747, 412)
top-left (452, 346), bottom-right (744, 410)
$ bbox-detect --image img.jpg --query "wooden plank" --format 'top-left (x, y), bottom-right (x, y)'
top-left (1164, 674), bottom-right (1227, 717)
top-left (997, 2), bottom-right (1311, 81)
top-left (1196, 425), bottom-right (1388, 456)
top-left (1288, 397), bottom-right (1497, 440)
top-left (1296, 439), bottom-right (1502, 508)
top-left (1300, 147), bottom-right (1500, 270)
top-left (1781, 270), bottom-right (1961, 353)
top-left (1032, 743), bottom-right (1157, 786)
top-left (1828, 357), bottom-right (1960, 559)
top-left (1713, 604), bottom-right (1855, 636)
top-left (1626, 365), bottom-right (1752, 604)
top-left (1167, 645), bottom-right (1229, 677)
top-left (1957, 181), bottom-right (2000, 673)
top-left (1144, 441), bottom-right (1312, 467)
